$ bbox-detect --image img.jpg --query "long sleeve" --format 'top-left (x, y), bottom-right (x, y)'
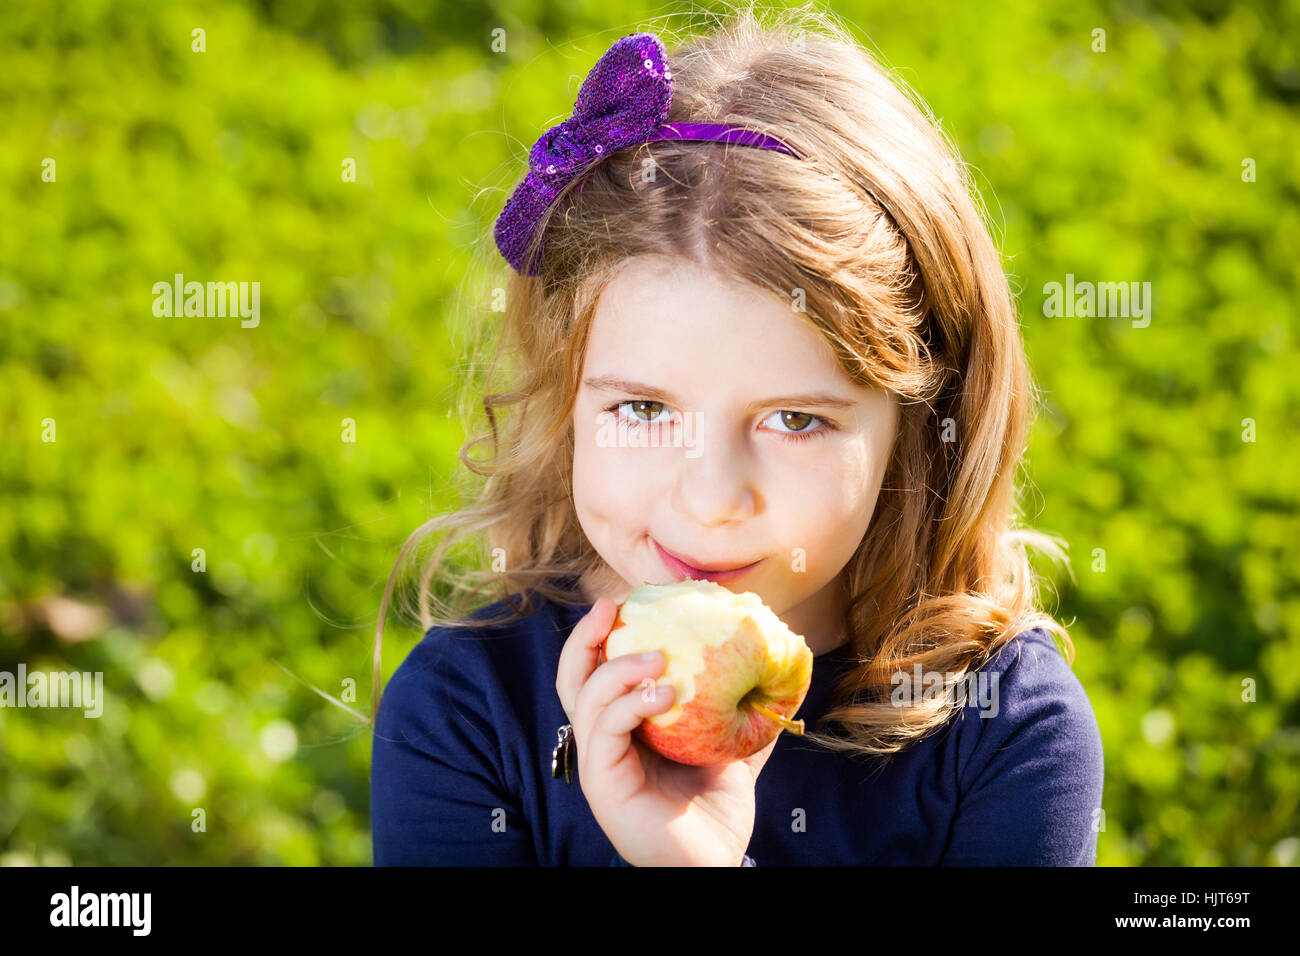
top-left (371, 628), bottom-right (538, 865)
top-left (940, 632), bottom-right (1105, 866)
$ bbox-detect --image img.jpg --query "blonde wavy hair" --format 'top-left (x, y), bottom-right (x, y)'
top-left (372, 1), bottom-right (1074, 762)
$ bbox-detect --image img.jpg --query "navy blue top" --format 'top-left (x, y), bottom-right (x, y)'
top-left (371, 582), bottom-right (1105, 865)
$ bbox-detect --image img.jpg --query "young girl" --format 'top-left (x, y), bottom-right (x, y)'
top-left (369, 8), bottom-right (1103, 866)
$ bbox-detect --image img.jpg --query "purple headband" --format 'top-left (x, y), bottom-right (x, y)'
top-left (494, 32), bottom-right (802, 276)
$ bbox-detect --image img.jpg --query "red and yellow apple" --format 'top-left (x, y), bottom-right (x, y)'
top-left (599, 580), bottom-right (813, 766)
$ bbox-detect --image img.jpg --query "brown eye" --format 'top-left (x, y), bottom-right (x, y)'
top-left (607, 400), bottom-right (672, 425)
top-left (629, 400), bottom-right (665, 422)
top-left (762, 409), bottom-right (833, 443)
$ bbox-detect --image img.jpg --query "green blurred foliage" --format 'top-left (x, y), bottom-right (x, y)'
top-left (0, 0), bottom-right (1297, 865)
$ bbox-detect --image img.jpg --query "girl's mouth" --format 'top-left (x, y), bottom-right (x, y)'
top-left (652, 539), bottom-right (764, 584)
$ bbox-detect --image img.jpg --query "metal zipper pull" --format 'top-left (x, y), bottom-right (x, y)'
top-left (551, 723), bottom-right (574, 784)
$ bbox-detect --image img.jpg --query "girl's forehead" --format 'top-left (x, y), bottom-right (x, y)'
top-left (588, 257), bottom-right (838, 366)
top-left (597, 254), bottom-right (757, 303)
top-left (580, 261), bottom-right (893, 422)
top-left (584, 327), bottom-right (873, 412)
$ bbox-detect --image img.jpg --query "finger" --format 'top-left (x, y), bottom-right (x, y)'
top-left (583, 671), bottom-right (676, 779)
top-left (555, 596), bottom-right (618, 722)
top-left (572, 649), bottom-right (667, 754)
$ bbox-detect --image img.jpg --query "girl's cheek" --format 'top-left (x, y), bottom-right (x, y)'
top-left (575, 434), bottom-right (641, 496)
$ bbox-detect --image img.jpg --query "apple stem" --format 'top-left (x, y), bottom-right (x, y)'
top-left (749, 701), bottom-right (805, 735)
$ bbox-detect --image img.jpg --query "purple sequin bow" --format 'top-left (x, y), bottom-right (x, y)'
top-left (494, 32), bottom-right (801, 275)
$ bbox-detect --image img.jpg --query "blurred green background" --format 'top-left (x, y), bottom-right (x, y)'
top-left (1, 0), bottom-right (1297, 865)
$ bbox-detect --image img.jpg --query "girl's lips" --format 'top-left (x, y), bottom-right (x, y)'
top-left (653, 539), bottom-right (763, 583)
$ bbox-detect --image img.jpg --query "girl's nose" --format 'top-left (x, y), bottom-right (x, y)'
top-left (670, 430), bottom-right (759, 526)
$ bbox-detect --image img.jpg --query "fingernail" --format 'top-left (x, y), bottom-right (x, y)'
top-left (637, 651), bottom-right (662, 662)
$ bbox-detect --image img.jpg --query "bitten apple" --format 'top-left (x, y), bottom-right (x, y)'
top-left (599, 580), bottom-right (814, 766)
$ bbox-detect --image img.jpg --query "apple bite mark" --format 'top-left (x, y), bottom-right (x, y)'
top-left (602, 580), bottom-right (813, 766)
top-left (634, 612), bottom-right (813, 766)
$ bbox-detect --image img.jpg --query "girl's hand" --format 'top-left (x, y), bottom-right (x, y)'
top-left (556, 596), bottom-right (778, 866)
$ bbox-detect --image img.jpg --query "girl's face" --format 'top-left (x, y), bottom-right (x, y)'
top-left (572, 255), bottom-right (899, 655)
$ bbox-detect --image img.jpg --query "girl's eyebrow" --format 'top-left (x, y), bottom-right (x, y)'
top-left (582, 375), bottom-right (858, 410)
